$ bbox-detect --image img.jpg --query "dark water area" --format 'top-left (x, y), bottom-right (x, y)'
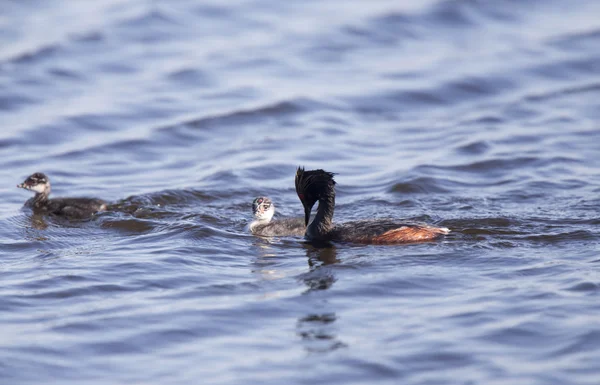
top-left (1, 0), bottom-right (599, 384)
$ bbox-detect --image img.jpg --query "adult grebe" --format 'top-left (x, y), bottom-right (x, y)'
top-left (249, 196), bottom-right (305, 236)
top-left (295, 167), bottom-right (449, 244)
top-left (17, 172), bottom-right (107, 219)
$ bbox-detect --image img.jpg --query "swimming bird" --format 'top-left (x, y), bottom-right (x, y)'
top-left (295, 167), bottom-right (449, 244)
top-left (249, 196), bottom-right (305, 236)
top-left (17, 172), bottom-right (107, 219)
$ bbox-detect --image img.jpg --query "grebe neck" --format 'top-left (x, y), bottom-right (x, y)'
top-left (249, 218), bottom-right (267, 232)
top-left (32, 190), bottom-right (50, 208)
top-left (307, 194), bottom-right (335, 240)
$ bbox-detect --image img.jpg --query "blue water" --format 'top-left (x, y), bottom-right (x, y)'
top-left (1, 1), bottom-right (599, 384)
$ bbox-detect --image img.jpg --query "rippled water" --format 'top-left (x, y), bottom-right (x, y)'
top-left (1, 0), bottom-right (599, 384)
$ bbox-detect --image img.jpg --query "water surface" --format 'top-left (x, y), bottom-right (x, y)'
top-left (1, 0), bottom-right (599, 384)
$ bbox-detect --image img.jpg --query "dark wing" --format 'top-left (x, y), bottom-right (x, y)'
top-left (275, 218), bottom-right (306, 235)
top-left (46, 198), bottom-right (107, 219)
top-left (331, 220), bottom-right (448, 244)
top-left (253, 218), bottom-right (305, 237)
top-left (330, 219), bottom-right (403, 242)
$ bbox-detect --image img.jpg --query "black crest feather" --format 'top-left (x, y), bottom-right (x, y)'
top-left (295, 167), bottom-right (336, 200)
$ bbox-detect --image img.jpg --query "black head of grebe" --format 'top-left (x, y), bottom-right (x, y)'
top-left (17, 172), bottom-right (107, 219)
top-left (249, 196), bottom-right (305, 237)
top-left (295, 167), bottom-right (336, 228)
top-left (295, 166), bottom-right (449, 244)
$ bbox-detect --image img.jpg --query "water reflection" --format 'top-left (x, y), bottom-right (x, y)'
top-left (250, 239), bottom-right (345, 351)
top-left (249, 238), bottom-right (346, 351)
top-left (304, 242), bottom-right (340, 267)
top-left (28, 214), bottom-right (49, 231)
top-left (250, 237), bottom-right (294, 281)
top-left (300, 243), bottom-right (338, 291)
top-left (297, 244), bottom-right (346, 351)
top-left (297, 313), bottom-right (347, 353)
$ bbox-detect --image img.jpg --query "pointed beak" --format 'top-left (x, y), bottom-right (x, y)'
top-left (303, 203), bottom-right (311, 226)
top-left (17, 183), bottom-right (26, 189)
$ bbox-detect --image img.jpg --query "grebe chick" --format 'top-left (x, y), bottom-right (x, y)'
top-left (249, 196), bottom-right (305, 237)
top-left (17, 172), bottom-right (107, 219)
top-left (295, 167), bottom-right (449, 244)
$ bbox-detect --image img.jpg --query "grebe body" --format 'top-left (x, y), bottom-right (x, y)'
top-left (295, 168), bottom-right (449, 244)
top-left (249, 197), bottom-right (305, 237)
top-left (18, 172), bottom-right (107, 219)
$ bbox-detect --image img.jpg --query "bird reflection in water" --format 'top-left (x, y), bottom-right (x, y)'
top-left (249, 238), bottom-right (346, 351)
top-left (297, 313), bottom-right (347, 353)
top-left (304, 242), bottom-right (339, 267)
top-left (296, 244), bottom-right (347, 352)
top-left (301, 243), bottom-right (339, 291)
top-left (28, 213), bottom-right (49, 231)
top-left (19, 213), bottom-right (49, 247)
top-left (250, 237), bottom-right (295, 282)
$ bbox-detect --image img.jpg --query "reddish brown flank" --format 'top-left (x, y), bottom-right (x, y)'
top-left (369, 226), bottom-right (449, 244)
